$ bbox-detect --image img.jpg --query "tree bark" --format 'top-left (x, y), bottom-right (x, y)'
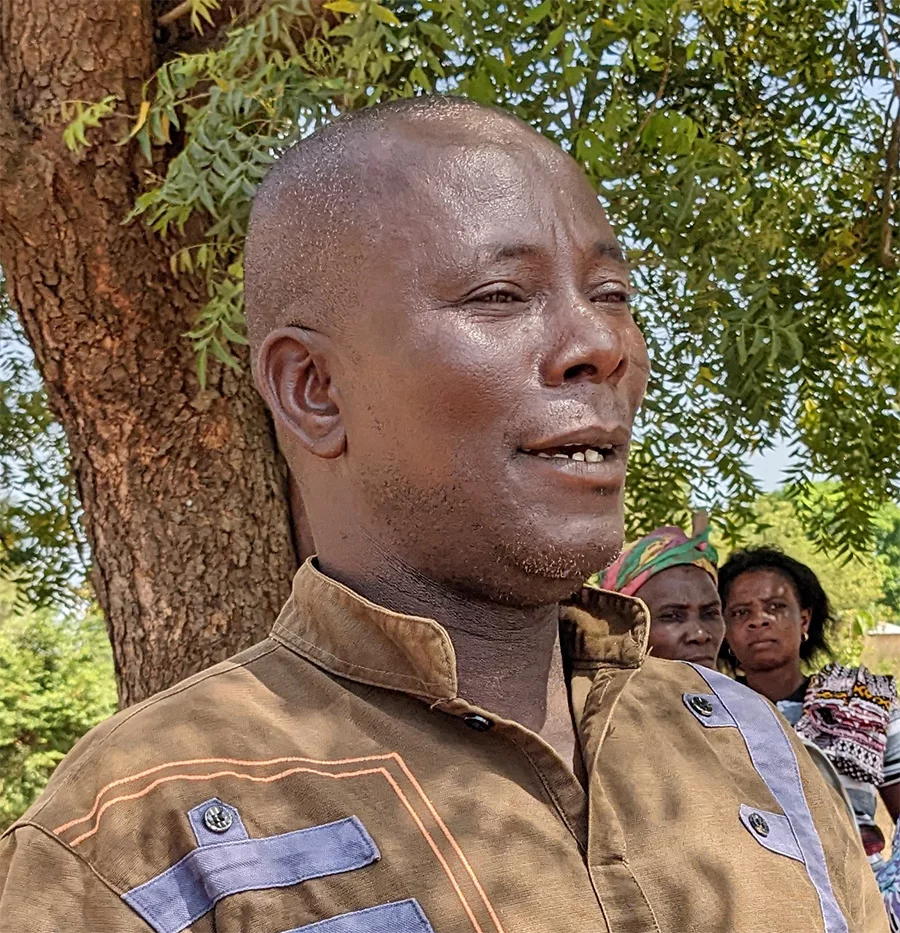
top-left (0, 0), bottom-right (299, 706)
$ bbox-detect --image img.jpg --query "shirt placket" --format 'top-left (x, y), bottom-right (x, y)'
top-left (433, 691), bottom-right (638, 933)
top-left (577, 666), bottom-right (662, 933)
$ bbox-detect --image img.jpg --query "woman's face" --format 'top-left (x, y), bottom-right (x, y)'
top-left (723, 569), bottom-right (811, 673)
top-left (636, 565), bottom-right (725, 668)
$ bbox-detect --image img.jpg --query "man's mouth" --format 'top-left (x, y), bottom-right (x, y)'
top-left (518, 424), bottom-right (631, 463)
top-left (520, 443), bottom-right (618, 463)
top-left (514, 426), bottom-right (629, 492)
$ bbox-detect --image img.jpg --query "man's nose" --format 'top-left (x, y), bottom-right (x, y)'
top-left (541, 294), bottom-right (629, 387)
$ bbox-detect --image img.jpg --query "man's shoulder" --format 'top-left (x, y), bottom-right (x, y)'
top-left (630, 654), bottom-right (719, 689)
top-left (12, 638), bottom-right (286, 836)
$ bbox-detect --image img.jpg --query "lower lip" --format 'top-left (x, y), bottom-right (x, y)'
top-left (749, 640), bottom-right (777, 649)
top-left (517, 451), bottom-right (626, 490)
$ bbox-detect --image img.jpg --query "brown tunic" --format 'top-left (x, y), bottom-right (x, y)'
top-left (0, 561), bottom-right (886, 932)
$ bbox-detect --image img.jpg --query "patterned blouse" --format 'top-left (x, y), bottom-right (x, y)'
top-left (776, 673), bottom-right (900, 829)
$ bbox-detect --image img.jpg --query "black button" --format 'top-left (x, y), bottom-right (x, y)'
top-left (202, 804), bottom-right (234, 833)
top-left (464, 714), bottom-right (493, 732)
top-left (748, 812), bottom-right (770, 837)
top-left (688, 695), bottom-right (714, 718)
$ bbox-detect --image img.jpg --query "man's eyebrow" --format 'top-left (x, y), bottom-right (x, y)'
top-left (587, 240), bottom-right (627, 265)
top-left (476, 243), bottom-right (546, 264)
top-left (476, 240), bottom-right (627, 265)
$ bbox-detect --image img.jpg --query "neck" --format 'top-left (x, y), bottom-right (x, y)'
top-left (316, 547), bottom-right (562, 732)
top-left (743, 661), bottom-right (806, 704)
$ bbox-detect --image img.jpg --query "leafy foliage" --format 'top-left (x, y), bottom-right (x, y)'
top-left (0, 581), bottom-right (116, 830)
top-left (875, 500), bottom-right (900, 616)
top-left (0, 281), bottom-right (89, 608)
top-left (60, 97), bottom-right (117, 153)
top-left (60, 0), bottom-right (900, 552)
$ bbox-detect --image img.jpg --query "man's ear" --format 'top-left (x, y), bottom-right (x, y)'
top-left (255, 327), bottom-right (346, 459)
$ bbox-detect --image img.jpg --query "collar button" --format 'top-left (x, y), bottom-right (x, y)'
top-left (464, 714), bottom-right (493, 732)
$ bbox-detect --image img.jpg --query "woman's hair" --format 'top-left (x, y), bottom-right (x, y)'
top-left (718, 546), bottom-right (836, 666)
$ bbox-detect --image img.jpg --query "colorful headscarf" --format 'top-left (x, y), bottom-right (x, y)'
top-left (589, 525), bottom-right (719, 597)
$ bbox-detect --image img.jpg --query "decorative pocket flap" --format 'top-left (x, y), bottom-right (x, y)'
top-left (739, 804), bottom-right (803, 863)
top-left (123, 816), bottom-right (379, 933)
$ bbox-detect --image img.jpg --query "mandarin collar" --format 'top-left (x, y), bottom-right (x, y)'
top-left (271, 559), bottom-right (650, 702)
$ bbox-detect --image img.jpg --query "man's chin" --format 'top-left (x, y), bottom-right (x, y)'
top-left (492, 532), bottom-right (624, 606)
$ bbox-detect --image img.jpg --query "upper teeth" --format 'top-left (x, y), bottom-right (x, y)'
top-left (529, 447), bottom-right (608, 462)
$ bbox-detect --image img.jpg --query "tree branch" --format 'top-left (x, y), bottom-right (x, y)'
top-left (880, 99), bottom-right (900, 269)
top-left (622, 59), bottom-right (672, 157)
top-left (875, 0), bottom-right (900, 268)
top-left (158, 0), bottom-right (193, 27)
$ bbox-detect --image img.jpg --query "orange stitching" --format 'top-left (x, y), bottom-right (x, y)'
top-left (68, 763), bottom-right (483, 933)
top-left (381, 771), bottom-right (484, 933)
top-left (53, 754), bottom-right (397, 836)
top-left (391, 755), bottom-right (505, 933)
top-left (68, 766), bottom-right (385, 847)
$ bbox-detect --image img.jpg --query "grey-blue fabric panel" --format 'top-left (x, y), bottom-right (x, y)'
top-left (122, 815), bottom-right (379, 933)
top-left (687, 663), bottom-right (848, 933)
top-left (738, 804), bottom-right (803, 862)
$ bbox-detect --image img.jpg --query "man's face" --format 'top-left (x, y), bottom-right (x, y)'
top-left (330, 129), bottom-right (649, 604)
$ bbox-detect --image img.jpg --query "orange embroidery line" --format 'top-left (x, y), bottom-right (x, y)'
top-left (68, 765), bottom-right (384, 847)
top-left (67, 763), bottom-right (483, 933)
top-left (391, 754), bottom-right (506, 933)
top-left (381, 770), bottom-right (484, 933)
top-left (53, 754), bottom-right (397, 836)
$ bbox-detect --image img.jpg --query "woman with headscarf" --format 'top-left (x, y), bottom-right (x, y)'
top-left (589, 517), bottom-right (724, 668)
top-left (593, 525), bottom-right (856, 825)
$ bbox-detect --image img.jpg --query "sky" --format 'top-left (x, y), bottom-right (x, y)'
top-left (746, 437), bottom-right (793, 492)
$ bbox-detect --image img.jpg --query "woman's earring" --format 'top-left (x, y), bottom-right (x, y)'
top-left (802, 632), bottom-right (809, 642)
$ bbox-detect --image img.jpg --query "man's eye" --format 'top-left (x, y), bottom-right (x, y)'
top-left (591, 289), bottom-right (631, 305)
top-left (467, 288), bottom-right (522, 305)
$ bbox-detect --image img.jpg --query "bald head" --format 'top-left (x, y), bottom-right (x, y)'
top-left (249, 93), bottom-right (646, 606)
top-left (244, 96), bottom-right (551, 354)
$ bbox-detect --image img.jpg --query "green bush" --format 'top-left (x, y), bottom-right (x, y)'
top-left (0, 583), bottom-right (116, 829)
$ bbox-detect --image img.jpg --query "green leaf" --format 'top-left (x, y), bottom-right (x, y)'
top-left (323, 0), bottom-right (362, 12)
top-left (545, 23), bottom-right (567, 50)
top-left (196, 344), bottom-right (209, 389)
top-left (370, 3), bottom-right (401, 26)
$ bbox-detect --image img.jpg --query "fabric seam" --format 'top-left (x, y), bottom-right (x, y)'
top-left (4, 642), bottom-right (280, 835)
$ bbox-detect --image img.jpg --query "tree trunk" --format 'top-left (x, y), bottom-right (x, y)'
top-left (0, 0), bottom-right (299, 706)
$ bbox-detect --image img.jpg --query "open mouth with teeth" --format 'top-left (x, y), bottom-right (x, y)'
top-left (520, 444), bottom-right (617, 463)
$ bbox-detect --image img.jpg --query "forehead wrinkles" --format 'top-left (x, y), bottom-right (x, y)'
top-left (339, 142), bottom-right (543, 303)
top-left (377, 143), bottom-right (606, 286)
